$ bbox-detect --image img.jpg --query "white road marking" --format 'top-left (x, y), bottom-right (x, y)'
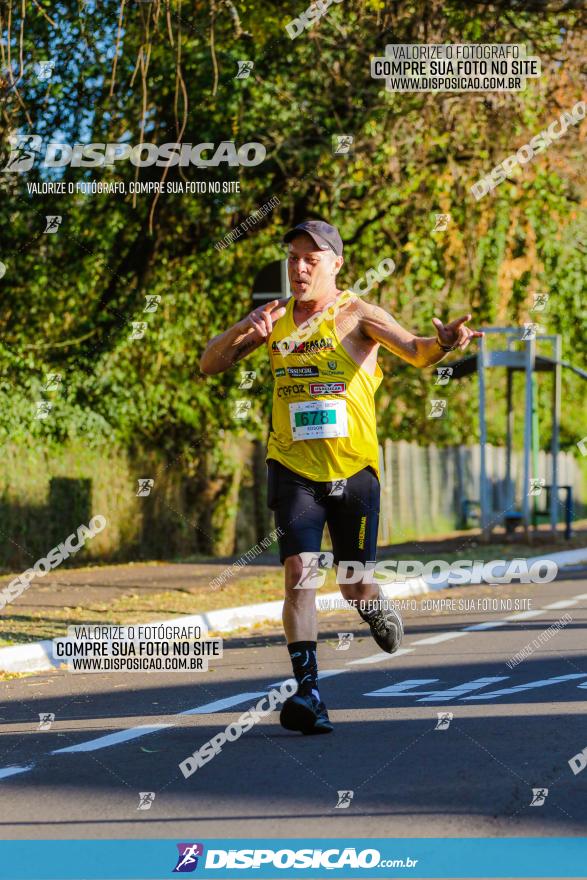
top-left (365, 679), bottom-right (440, 698)
top-left (181, 692), bottom-right (267, 715)
top-left (462, 673), bottom-right (587, 701)
top-left (347, 648), bottom-right (414, 665)
top-left (411, 631), bottom-right (469, 646)
top-left (505, 610), bottom-right (545, 621)
top-left (53, 692), bottom-right (273, 755)
top-left (416, 676), bottom-right (510, 703)
top-left (364, 677), bottom-right (513, 701)
top-left (52, 724), bottom-right (172, 754)
top-left (3, 589), bottom-right (585, 777)
top-left (0, 764), bottom-right (35, 779)
top-left (542, 599), bottom-right (579, 610)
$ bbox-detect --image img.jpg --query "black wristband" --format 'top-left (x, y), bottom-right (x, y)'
top-left (436, 337), bottom-right (457, 353)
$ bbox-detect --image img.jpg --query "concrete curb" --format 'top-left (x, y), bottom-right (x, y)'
top-left (1, 547), bottom-right (586, 674)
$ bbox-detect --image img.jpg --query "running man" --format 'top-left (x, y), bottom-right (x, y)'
top-left (200, 220), bottom-right (482, 735)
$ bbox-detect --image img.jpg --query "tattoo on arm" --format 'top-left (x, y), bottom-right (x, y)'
top-left (232, 336), bottom-right (259, 364)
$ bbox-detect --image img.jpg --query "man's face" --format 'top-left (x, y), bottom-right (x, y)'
top-left (287, 232), bottom-right (343, 301)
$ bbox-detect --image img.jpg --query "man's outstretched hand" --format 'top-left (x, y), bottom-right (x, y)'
top-left (432, 313), bottom-right (484, 352)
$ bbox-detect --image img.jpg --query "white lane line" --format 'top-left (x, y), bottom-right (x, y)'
top-left (0, 764), bottom-right (35, 779)
top-left (54, 692), bottom-right (272, 755)
top-left (410, 592), bottom-right (585, 639)
top-left (463, 621), bottom-right (507, 631)
top-left (411, 631), bottom-right (469, 646)
top-left (347, 648), bottom-right (414, 665)
top-left (505, 610), bottom-right (545, 621)
top-left (52, 724), bottom-right (172, 754)
top-left (181, 692), bottom-right (267, 716)
top-left (543, 599), bottom-right (579, 610)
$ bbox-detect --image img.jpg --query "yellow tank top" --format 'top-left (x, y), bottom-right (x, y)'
top-left (266, 290), bottom-right (382, 481)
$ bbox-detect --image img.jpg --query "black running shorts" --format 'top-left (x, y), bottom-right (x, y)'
top-left (266, 458), bottom-right (380, 565)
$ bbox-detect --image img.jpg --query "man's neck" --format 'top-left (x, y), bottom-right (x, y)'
top-left (294, 288), bottom-right (342, 318)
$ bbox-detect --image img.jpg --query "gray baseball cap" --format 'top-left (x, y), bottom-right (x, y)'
top-left (283, 220), bottom-right (343, 256)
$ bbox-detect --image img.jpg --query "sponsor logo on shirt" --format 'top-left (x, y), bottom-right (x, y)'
top-left (272, 337), bottom-right (335, 355)
top-left (277, 384), bottom-right (305, 398)
top-left (309, 382), bottom-right (346, 396)
top-left (323, 358), bottom-right (345, 377)
top-left (287, 366), bottom-right (319, 378)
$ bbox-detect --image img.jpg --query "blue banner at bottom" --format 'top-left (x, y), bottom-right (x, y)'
top-left (0, 838), bottom-right (586, 879)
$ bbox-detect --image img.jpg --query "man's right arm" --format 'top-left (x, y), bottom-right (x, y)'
top-left (199, 319), bottom-right (263, 376)
top-left (199, 298), bottom-right (287, 375)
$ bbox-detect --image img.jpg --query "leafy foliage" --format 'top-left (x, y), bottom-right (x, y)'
top-left (0, 1), bottom-right (585, 550)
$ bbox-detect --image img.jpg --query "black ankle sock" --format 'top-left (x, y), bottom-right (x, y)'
top-left (287, 640), bottom-right (320, 699)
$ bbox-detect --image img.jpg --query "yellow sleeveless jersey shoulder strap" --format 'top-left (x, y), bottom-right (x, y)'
top-left (320, 289), bottom-right (356, 325)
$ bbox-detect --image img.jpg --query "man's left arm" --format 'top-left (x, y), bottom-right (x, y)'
top-left (357, 300), bottom-right (483, 367)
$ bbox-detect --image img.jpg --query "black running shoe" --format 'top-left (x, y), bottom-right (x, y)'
top-left (280, 693), bottom-right (334, 735)
top-left (359, 592), bottom-right (404, 653)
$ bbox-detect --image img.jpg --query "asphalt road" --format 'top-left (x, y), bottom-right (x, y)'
top-left (0, 576), bottom-right (586, 840)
